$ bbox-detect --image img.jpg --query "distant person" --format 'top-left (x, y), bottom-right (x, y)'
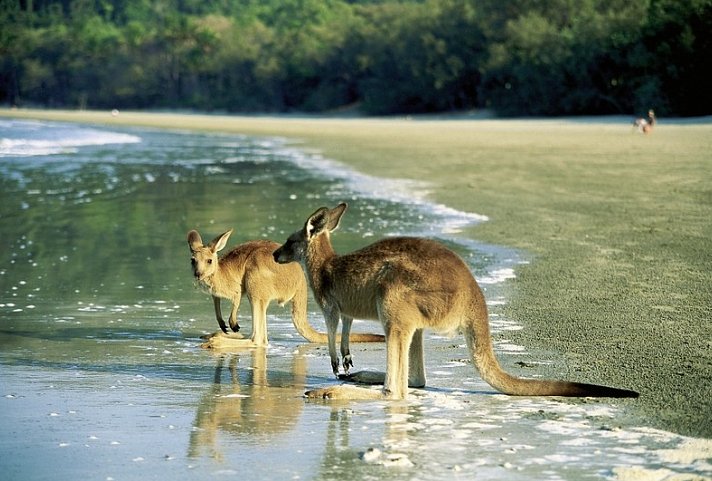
top-left (633, 109), bottom-right (656, 134)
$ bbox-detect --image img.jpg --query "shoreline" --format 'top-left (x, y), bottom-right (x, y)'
top-left (2, 108), bottom-right (710, 438)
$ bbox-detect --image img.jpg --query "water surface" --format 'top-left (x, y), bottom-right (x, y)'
top-left (1, 119), bottom-right (708, 480)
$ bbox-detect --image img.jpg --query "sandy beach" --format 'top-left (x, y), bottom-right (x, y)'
top-left (2, 108), bottom-right (710, 439)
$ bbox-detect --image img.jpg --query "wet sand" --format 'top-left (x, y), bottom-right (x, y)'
top-left (2, 108), bottom-right (710, 439)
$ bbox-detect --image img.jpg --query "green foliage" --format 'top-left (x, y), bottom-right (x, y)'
top-left (1, 0), bottom-right (709, 115)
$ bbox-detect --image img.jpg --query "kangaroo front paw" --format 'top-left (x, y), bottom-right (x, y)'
top-left (342, 354), bottom-right (354, 373)
top-left (229, 322), bottom-right (240, 333)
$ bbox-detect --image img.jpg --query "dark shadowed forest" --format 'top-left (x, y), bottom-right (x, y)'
top-left (2, 0), bottom-right (710, 116)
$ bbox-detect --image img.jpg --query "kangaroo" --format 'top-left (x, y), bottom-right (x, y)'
top-left (273, 203), bottom-right (639, 400)
top-left (633, 109), bottom-right (656, 134)
top-left (188, 229), bottom-right (384, 348)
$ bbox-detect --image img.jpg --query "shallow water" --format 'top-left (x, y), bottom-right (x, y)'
top-left (1, 119), bottom-right (709, 481)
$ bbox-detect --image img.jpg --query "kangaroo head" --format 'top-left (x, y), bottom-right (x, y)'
top-left (187, 229), bottom-right (232, 280)
top-left (274, 203), bottom-right (347, 264)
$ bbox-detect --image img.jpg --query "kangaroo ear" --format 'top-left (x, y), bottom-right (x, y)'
top-left (325, 202), bottom-right (347, 232)
top-left (210, 229), bottom-right (233, 253)
top-left (304, 203), bottom-right (347, 239)
top-left (187, 230), bottom-right (203, 252)
top-left (305, 207), bottom-right (330, 239)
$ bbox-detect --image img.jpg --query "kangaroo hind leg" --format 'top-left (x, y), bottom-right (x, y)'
top-left (382, 323), bottom-right (415, 399)
top-left (339, 328), bottom-right (425, 388)
top-left (249, 298), bottom-right (269, 346)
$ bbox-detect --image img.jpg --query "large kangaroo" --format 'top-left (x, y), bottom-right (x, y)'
top-left (188, 229), bottom-right (384, 347)
top-left (273, 203), bottom-right (639, 400)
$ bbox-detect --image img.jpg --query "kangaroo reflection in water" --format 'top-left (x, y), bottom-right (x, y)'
top-left (189, 346), bottom-right (420, 472)
top-left (189, 347), bottom-right (307, 460)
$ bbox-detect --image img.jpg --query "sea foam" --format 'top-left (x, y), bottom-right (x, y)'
top-left (0, 120), bottom-right (141, 158)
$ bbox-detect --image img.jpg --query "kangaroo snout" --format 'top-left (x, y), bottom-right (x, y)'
top-left (190, 256), bottom-right (209, 280)
top-left (273, 248), bottom-right (286, 264)
top-left (191, 265), bottom-right (204, 280)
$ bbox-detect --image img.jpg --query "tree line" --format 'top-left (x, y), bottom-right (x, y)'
top-left (1, 0), bottom-right (710, 116)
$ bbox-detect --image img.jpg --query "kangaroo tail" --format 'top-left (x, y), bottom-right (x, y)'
top-left (291, 287), bottom-right (384, 343)
top-left (341, 332), bottom-right (385, 342)
top-left (300, 330), bottom-right (385, 343)
top-left (464, 305), bottom-right (638, 398)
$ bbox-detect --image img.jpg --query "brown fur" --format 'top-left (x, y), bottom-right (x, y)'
top-left (188, 229), bottom-right (383, 348)
top-left (274, 203), bottom-right (639, 400)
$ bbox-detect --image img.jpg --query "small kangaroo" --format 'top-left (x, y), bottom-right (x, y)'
top-left (273, 203), bottom-right (639, 400)
top-left (188, 229), bottom-right (384, 347)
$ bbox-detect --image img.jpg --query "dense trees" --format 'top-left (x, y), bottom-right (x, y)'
top-left (1, 0), bottom-right (710, 116)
